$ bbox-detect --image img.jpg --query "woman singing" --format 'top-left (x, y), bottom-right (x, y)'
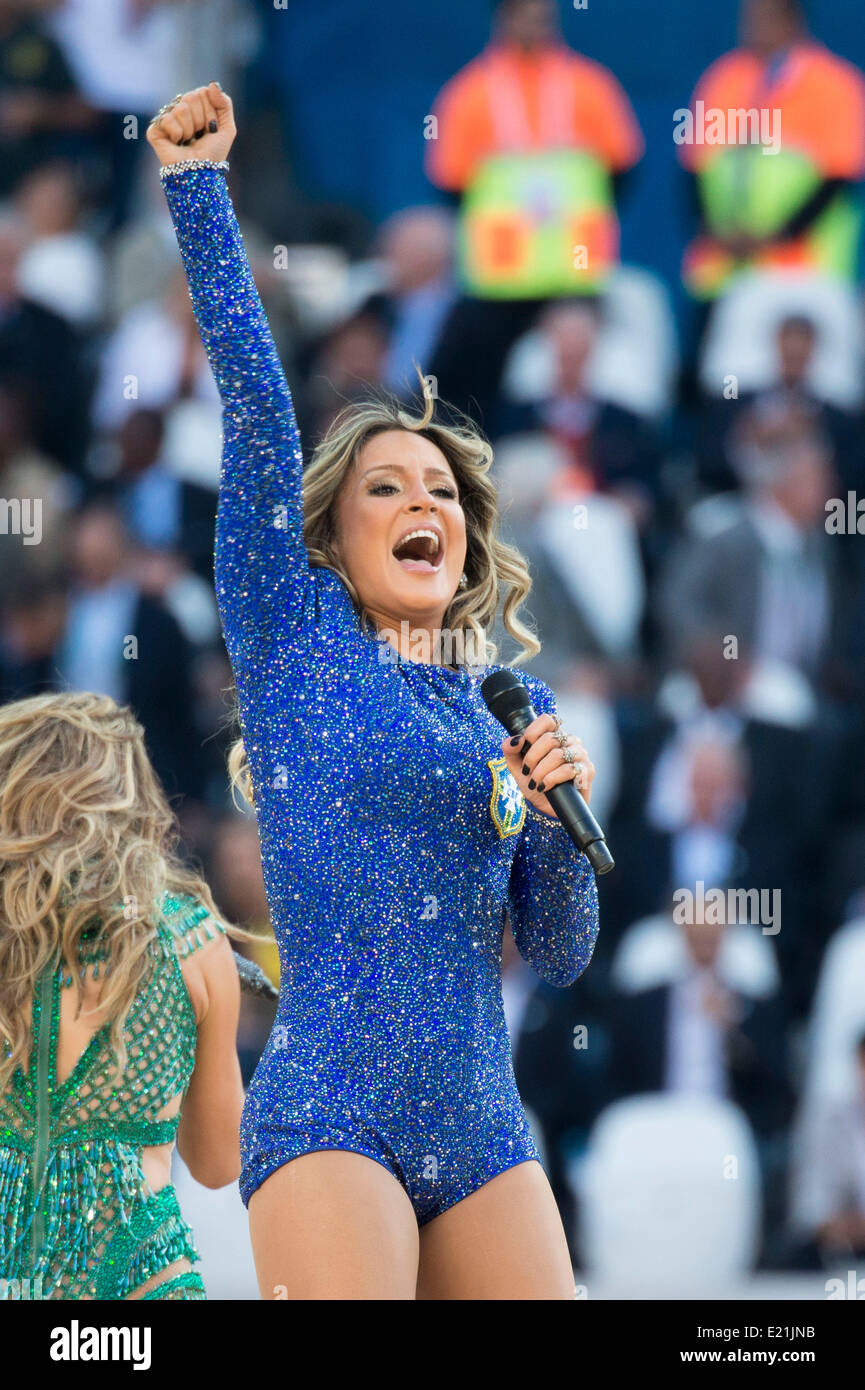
top-left (147, 82), bottom-right (600, 1300)
top-left (0, 692), bottom-right (244, 1300)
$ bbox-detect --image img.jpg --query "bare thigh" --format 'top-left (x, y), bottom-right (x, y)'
top-left (416, 1160), bottom-right (576, 1300)
top-left (248, 1151), bottom-right (419, 1300)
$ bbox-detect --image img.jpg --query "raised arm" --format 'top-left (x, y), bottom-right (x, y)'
top-left (147, 83), bottom-right (311, 668)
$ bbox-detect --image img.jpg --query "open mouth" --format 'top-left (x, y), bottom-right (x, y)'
top-left (391, 527), bottom-right (444, 573)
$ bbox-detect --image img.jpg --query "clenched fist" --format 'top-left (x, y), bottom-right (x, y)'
top-left (146, 81), bottom-right (236, 166)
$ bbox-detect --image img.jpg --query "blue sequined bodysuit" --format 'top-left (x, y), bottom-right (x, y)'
top-left (164, 168), bottom-right (600, 1224)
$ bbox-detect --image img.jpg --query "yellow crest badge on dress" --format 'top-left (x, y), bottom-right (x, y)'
top-left (487, 757), bottom-right (527, 839)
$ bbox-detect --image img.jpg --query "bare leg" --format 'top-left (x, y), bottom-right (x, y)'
top-left (248, 1151), bottom-right (419, 1300)
top-left (416, 1160), bottom-right (576, 1300)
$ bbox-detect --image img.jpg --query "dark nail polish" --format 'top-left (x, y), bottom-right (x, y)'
top-left (208, 119), bottom-right (218, 133)
top-left (521, 764), bottom-right (529, 776)
top-left (194, 127), bottom-right (205, 139)
top-left (537, 781), bottom-right (545, 792)
top-left (509, 736), bottom-right (520, 746)
top-left (528, 778), bottom-right (536, 790)
top-left (520, 740), bottom-right (530, 757)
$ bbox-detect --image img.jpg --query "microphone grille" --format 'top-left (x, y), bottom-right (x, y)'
top-left (481, 669), bottom-right (533, 726)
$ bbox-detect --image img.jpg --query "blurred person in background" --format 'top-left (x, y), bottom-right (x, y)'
top-left (0, 0), bottom-right (94, 196)
top-left (680, 0), bottom-right (865, 302)
top-left (12, 158), bottom-right (103, 328)
top-left (606, 633), bottom-right (820, 1012)
top-left (821, 714), bottom-right (865, 933)
top-left (491, 432), bottom-right (600, 671)
top-left (608, 894), bottom-right (794, 1259)
top-left (302, 305), bottom-right (390, 442)
top-left (0, 574), bottom-right (66, 700)
top-left (373, 205), bottom-right (457, 401)
top-left (791, 1030), bottom-right (865, 1265)
top-left (103, 406), bottom-right (217, 582)
top-left (130, 545), bottom-right (222, 658)
top-left (425, 0), bottom-right (643, 423)
top-left (0, 203), bottom-right (91, 473)
top-left (92, 264), bottom-right (219, 434)
top-left (45, 0), bottom-right (185, 231)
top-left (0, 690), bottom-right (244, 1299)
top-left (53, 501), bottom-right (208, 807)
top-left (491, 419), bottom-right (648, 676)
top-left (493, 300), bottom-right (663, 538)
top-left (0, 381), bottom-right (75, 591)
top-left (659, 422), bottom-right (851, 700)
top-left (696, 315), bottom-right (862, 499)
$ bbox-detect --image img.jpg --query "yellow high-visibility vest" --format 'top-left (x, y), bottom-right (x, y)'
top-left (459, 61), bottom-right (618, 299)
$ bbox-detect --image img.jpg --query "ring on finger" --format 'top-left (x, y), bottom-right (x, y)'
top-left (149, 93), bottom-right (184, 127)
top-left (562, 746), bottom-right (581, 767)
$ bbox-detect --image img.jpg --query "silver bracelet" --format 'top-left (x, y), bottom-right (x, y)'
top-left (524, 799), bottom-right (563, 826)
top-left (159, 159), bottom-right (229, 180)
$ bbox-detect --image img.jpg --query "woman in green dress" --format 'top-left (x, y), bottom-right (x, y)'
top-left (0, 691), bottom-right (245, 1300)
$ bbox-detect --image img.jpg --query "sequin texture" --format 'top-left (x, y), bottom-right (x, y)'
top-left (163, 168), bottom-right (600, 1225)
top-left (0, 894), bottom-right (220, 1298)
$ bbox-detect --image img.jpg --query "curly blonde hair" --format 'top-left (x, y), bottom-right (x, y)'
top-left (0, 690), bottom-right (235, 1092)
top-left (227, 381), bottom-right (540, 807)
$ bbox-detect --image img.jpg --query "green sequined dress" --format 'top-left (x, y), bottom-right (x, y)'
top-left (0, 892), bottom-right (225, 1301)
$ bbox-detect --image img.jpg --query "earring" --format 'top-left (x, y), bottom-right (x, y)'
top-left (458, 572), bottom-right (468, 590)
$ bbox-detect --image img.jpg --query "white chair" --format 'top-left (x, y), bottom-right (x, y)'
top-left (578, 1094), bottom-right (761, 1296)
top-left (801, 916), bottom-right (865, 1107)
top-left (17, 233), bottom-right (104, 328)
top-left (502, 264), bottom-right (678, 420)
top-left (591, 264), bottom-right (680, 418)
top-left (699, 271), bottom-right (865, 410)
top-left (163, 398), bottom-right (224, 490)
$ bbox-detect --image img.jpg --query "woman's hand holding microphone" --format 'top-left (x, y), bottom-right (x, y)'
top-left (501, 714), bottom-right (595, 820)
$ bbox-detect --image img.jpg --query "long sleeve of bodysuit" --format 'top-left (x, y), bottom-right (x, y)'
top-left (160, 168), bottom-right (601, 1227)
top-left (162, 168), bottom-right (598, 995)
top-left (506, 673), bottom-right (601, 986)
top-left (162, 167), bottom-right (311, 670)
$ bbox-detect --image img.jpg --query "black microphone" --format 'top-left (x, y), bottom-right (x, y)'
top-left (481, 670), bottom-right (615, 876)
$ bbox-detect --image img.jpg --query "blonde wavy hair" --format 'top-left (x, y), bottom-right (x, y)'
top-left (0, 690), bottom-right (235, 1092)
top-left (227, 381), bottom-right (540, 807)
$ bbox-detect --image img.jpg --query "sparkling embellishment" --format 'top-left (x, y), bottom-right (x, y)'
top-left (159, 159), bottom-right (229, 181)
top-left (0, 891), bottom-right (219, 1298)
top-left (161, 167), bottom-right (600, 1225)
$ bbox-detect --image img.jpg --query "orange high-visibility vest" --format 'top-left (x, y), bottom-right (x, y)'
top-left (680, 41), bottom-right (865, 296)
top-left (427, 43), bottom-right (642, 299)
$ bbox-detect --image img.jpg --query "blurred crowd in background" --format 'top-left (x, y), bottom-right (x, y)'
top-left (2, 0), bottom-right (865, 1293)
